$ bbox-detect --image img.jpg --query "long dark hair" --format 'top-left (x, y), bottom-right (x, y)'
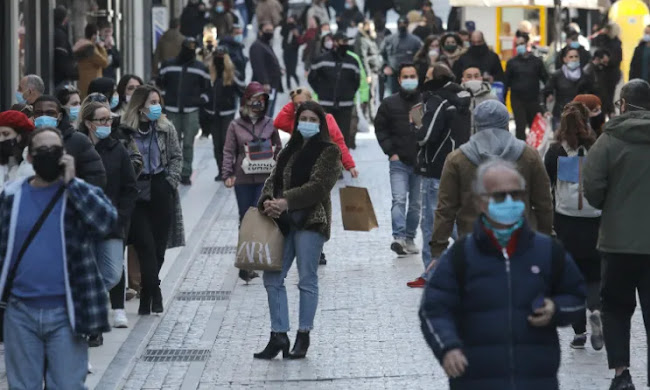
top-left (116, 74), bottom-right (144, 107)
top-left (291, 101), bottom-right (331, 145)
top-left (556, 102), bottom-right (595, 149)
top-left (415, 35), bottom-right (439, 61)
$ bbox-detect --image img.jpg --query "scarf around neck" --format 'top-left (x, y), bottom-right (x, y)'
top-left (562, 64), bottom-right (582, 81)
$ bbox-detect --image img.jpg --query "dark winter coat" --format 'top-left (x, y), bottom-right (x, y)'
top-left (504, 54), bottom-right (548, 101)
top-left (94, 137), bottom-right (138, 239)
top-left (415, 82), bottom-right (472, 178)
top-left (308, 50), bottom-right (361, 109)
top-left (102, 46), bottom-right (121, 80)
top-left (554, 45), bottom-right (592, 71)
top-left (374, 90), bottom-right (421, 166)
top-left (336, 7), bottom-right (364, 31)
top-left (543, 69), bottom-right (594, 119)
top-left (420, 219), bottom-right (586, 390)
top-left (629, 42), bottom-right (650, 82)
top-left (453, 44), bottom-right (504, 82)
top-left (58, 119), bottom-right (106, 189)
top-left (381, 32), bottom-right (422, 71)
top-left (180, 3), bottom-right (209, 40)
top-left (210, 10), bottom-right (238, 37)
top-left (54, 25), bottom-right (78, 85)
top-left (219, 36), bottom-right (248, 78)
top-left (205, 77), bottom-right (244, 117)
top-left (250, 38), bottom-right (284, 92)
top-left (158, 58), bottom-right (211, 113)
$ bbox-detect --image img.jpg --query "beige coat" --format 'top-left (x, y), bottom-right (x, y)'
top-left (73, 39), bottom-right (108, 99)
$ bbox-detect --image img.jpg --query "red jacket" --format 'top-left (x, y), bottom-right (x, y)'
top-left (274, 102), bottom-right (356, 170)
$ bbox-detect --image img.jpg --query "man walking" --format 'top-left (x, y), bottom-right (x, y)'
top-left (583, 79), bottom-right (650, 390)
top-left (0, 127), bottom-right (117, 388)
top-left (504, 32), bottom-right (548, 140)
top-left (380, 17), bottom-right (422, 97)
top-left (308, 32), bottom-right (361, 149)
top-left (453, 31), bottom-right (504, 83)
top-left (583, 49), bottom-right (612, 117)
top-left (152, 18), bottom-right (185, 78)
top-left (374, 63), bottom-right (422, 256)
top-left (250, 22), bottom-right (284, 117)
top-left (420, 158), bottom-right (586, 390)
top-left (159, 37), bottom-right (211, 185)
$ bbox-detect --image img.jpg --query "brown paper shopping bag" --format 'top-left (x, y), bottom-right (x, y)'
top-left (235, 208), bottom-right (284, 271)
top-left (339, 186), bottom-right (379, 231)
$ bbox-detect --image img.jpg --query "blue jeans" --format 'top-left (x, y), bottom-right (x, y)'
top-left (96, 238), bottom-right (124, 289)
top-left (235, 4), bottom-right (249, 36)
top-left (234, 183), bottom-right (265, 222)
top-left (389, 160), bottom-right (422, 240)
top-left (4, 297), bottom-right (88, 389)
top-left (420, 177), bottom-right (439, 271)
top-left (263, 229), bottom-right (326, 332)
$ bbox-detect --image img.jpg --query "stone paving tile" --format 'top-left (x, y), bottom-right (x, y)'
top-left (122, 135), bottom-right (649, 390)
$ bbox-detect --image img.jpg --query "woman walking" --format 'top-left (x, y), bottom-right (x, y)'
top-left (544, 101), bottom-right (603, 350)
top-left (254, 101), bottom-right (341, 360)
top-left (122, 85), bottom-right (185, 315)
top-left (79, 101), bottom-right (138, 329)
top-left (0, 110), bottom-right (35, 190)
top-left (115, 74), bottom-right (144, 116)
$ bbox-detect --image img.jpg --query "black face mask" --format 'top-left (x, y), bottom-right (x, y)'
top-left (398, 25), bottom-right (407, 34)
top-left (337, 44), bottom-right (350, 55)
top-left (178, 46), bottom-right (196, 64)
top-left (590, 113), bottom-right (606, 132)
top-left (262, 32), bottom-right (274, 42)
top-left (0, 138), bottom-right (18, 165)
top-left (32, 146), bottom-right (64, 182)
top-left (250, 100), bottom-right (265, 113)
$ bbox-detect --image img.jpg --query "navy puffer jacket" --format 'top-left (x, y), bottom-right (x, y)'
top-left (420, 219), bottom-right (586, 390)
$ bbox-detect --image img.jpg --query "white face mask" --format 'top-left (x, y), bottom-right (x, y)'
top-left (125, 95), bottom-right (132, 103)
top-left (324, 40), bottom-right (333, 50)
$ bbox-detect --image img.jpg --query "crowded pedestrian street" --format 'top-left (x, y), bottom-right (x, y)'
top-left (3, 0), bottom-right (650, 389)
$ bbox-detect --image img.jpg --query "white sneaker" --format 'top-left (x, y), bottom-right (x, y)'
top-left (391, 239), bottom-right (408, 256)
top-left (404, 239), bottom-right (420, 254)
top-left (113, 309), bottom-right (128, 328)
top-left (88, 361), bottom-right (94, 374)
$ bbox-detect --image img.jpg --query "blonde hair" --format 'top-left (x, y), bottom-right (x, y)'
top-left (122, 85), bottom-right (168, 129)
top-left (289, 87), bottom-right (313, 102)
top-left (210, 53), bottom-right (236, 86)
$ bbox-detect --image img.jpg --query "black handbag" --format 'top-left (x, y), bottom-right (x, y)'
top-left (0, 185), bottom-right (65, 342)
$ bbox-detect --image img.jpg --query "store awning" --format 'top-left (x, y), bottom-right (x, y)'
top-left (449, 0), bottom-right (610, 10)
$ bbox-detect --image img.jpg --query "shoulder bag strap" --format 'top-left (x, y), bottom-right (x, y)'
top-left (1, 185), bottom-right (66, 304)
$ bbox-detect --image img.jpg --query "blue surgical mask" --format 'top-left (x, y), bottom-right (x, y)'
top-left (567, 60), bottom-right (580, 70)
top-left (296, 121), bottom-right (320, 138)
top-left (483, 216), bottom-right (524, 248)
top-left (68, 106), bottom-right (80, 121)
top-left (34, 116), bottom-right (58, 128)
top-left (110, 96), bottom-right (119, 109)
top-left (95, 126), bottom-right (112, 139)
top-left (146, 104), bottom-right (162, 121)
top-left (643, 34), bottom-right (650, 43)
top-left (401, 79), bottom-right (418, 91)
top-left (15, 91), bottom-right (26, 104)
top-left (487, 195), bottom-right (525, 226)
top-left (234, 34), bottom-right (244, 44)
top-left (516, 44), bottom-right (527, 55)
top-left (215, 5), bottom-right (224, 12)
top-left (569, 41), bottom-right (581, 49)
top-left (344, 2), bottom-right (352, 9)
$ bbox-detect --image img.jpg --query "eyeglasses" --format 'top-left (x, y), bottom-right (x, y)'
top-left (615, 98), bottom-right (646, 111)
top-left (91, 117), bottom-right (113, 125)
top-left (289, 88), bottom-right (304, 99)
top-left (481, 190), bottom-right (526, 203)
top-left (614, 99), bottom-right (623, 109)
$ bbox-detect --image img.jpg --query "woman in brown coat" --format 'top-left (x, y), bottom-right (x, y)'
top-left (73, 24), bottom-right (108, 99)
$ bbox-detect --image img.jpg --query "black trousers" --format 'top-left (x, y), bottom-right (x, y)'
top-left (210, 113), bottom-right (235, 176)
top-left (110, 271), bottom-right (126, 309)
top-left (283, 49), bottom-right (300, 90)
top-left (601, 252), bottom-right (650, 374)
top-left (510, 98), bottom-right (541, 141)
top-left (325, 106), bottom-right (354, 149)
top-left (129, 173), bottom-right (174, 290)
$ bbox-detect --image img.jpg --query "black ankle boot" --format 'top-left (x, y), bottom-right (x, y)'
top-left (253, 332), bottom-right (290, 359)
top-left (138, 288), bottom-right (151, 315)
top-left (289, 331), bottom-right (310, 359)
top-left (152, 286), bottom-right (163, 313)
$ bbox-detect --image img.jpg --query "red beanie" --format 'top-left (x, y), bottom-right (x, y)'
top-left (573, 94), bottom-right (602, 112)
top-left (0, 110), bottom-right (35, 134)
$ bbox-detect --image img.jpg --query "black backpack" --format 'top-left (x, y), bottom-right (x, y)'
top-left (451, 235), bottom-right (566, 297)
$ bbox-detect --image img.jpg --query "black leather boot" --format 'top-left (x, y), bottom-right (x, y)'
top-left (253, 332), bottom-right (290, 359)
top-left (152, 286), bottom-right (163, 314)
top-left (288, 331), bottom-right (310, 359)
top-left (138, 287), bottom-right (151, 315)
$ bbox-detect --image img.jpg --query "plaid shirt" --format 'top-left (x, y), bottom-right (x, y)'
top-left (0, 178), bottom-right (117, 337)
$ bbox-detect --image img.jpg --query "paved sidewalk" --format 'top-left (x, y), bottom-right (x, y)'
top-left (115, 134), bottom-right (648, 389)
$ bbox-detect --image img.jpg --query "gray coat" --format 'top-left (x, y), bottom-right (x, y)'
top-left (156, 118), bottom-right (186, 249)
top-left (381, 32), bottom-right (422, 71)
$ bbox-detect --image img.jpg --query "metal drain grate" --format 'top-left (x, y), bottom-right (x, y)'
top-left (200, 245), bottom-right (237, 255)
top-left (142, 348), bottom-right (211, 362)
top-left (176, 290), bottom-right (231, 301)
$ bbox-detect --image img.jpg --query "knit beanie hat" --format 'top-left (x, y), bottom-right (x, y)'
top-left (473, 100), bottom-right (510, 130)
top-left (0, 110), bottom-right (35, 134)
top-left (573, 94), bottom-right (602, 114)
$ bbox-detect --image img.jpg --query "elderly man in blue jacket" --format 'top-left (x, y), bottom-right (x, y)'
top-left (419, 158), bottom-right (586, 390)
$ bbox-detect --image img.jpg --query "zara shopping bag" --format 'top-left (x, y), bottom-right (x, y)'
top-left (339, 186), bottom-right (378, 231)
top-left (235, 207), bottom-right (284, 271)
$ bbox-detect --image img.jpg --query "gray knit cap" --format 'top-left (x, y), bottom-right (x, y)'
top-left (473, 100), bottom-right (510, 131)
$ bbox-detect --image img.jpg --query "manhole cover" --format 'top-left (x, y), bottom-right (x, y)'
top-left (176, 291), bottom-right (231, 301)
top-left (142, 349), bottom-right (210, 362)
top-left (200, 246), bottom-right (237, 255)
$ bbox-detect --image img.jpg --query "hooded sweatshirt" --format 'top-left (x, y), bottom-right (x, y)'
top-left (462, 80), bottom-right (499, 135)
top-left (583, 110), bottom-right (650, 254)
top-left (460, 99), bottom-right (526, 164)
